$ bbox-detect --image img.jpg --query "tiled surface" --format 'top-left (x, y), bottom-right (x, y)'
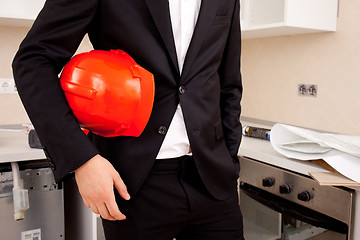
top-left (241, 0), bottom-right (360, 135)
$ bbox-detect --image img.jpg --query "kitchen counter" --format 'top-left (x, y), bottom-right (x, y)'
top-left (1, 121), bottom-right (328, 174)
top-left (238, 118), bottom-right (360, 240)
top-left (238, 134), bottom-right (329, 176)
top-left (0, 127), bottom-right (46, 163)
top-left (238, 119), bottom-right (359, 186)
top-left (238, 119), bottom-right (332, 180)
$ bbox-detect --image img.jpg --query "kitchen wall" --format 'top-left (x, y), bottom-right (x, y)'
top-left (0, 26), bottom-right (29, 124)
top-left (1, 0), bottom-right (359, 135)
top-left (241, 0), bottom-right (360, 135)
top-left (0, 26), bottom-right (92, 125)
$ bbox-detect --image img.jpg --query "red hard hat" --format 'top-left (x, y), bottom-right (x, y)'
top-left (60, 49), bottom-right (155, 137)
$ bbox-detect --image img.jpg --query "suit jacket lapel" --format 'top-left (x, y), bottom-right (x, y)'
top-left (181, 0), bottom-right (219, 81)
top-left (144, 0), bottom-right (180, 75)
top-left (144, 0), bottom-right (219, 80)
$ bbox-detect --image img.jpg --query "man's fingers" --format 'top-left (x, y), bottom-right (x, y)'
top-left (97, 202), bottom-right (117, 221)
top-left (88, 202), bottom-right (100, 215)
top-left (105, 197), bottom-right (127, 220)
top-left (86, 196), bottom-right (125, 221)
top-left (75, 155), bottom-right (129, 220)
top-left (113, 173), bottom-right (131, 200)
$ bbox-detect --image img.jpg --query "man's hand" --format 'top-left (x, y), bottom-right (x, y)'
top-left (74, 154), bottom-right (130, 221)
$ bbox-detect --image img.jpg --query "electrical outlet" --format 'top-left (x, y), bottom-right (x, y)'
top-left (298, 84), bottom-right (317, 97)
top-left (0, 78), bottom-right (17, 94)
top-left (307, 84), bottom-right (317, 97)
top-left (298, 84), bottom-right (307, 96)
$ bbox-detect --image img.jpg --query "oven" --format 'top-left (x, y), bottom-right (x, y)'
top-left (239, 156), bottom-right (355, 240)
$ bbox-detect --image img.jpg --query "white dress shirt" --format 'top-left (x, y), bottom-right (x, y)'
top-left (156, 0), bottom-right (202, 159)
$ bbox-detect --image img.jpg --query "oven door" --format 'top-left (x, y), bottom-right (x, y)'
top-left (239, 157), bottom-right (355, 240)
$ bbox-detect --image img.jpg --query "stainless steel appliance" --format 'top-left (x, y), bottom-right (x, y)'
top-left (0, 160), bottom-right (64, 240)
top-left (239, 156), bottom-right (355, 240)
top-left (63, 176), bottom-right (105, 240)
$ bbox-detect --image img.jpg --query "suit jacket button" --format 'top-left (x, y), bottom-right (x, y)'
top-left (179, 86), bottom-right (185, 94)
top-left (157, 126), bottom-right (167, 135)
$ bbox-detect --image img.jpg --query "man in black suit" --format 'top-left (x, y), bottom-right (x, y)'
top-left (13, 0), bottom-right (244, 239)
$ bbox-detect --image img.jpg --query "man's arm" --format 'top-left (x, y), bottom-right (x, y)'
top-left (218, 0), bottom-right (242, 158)
top-left (12, 0), bottom-right (129, 220)
top-left (12, 0), bottom-right (100, 181)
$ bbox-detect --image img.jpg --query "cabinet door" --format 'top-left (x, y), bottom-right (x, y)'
top-left (247, 0), bottom-right (286, 28)
top-left (240, 0), bottom-right (338, 39)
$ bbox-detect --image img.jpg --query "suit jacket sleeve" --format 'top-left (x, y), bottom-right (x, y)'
top-left (219, 0), bottom-right (242, 159)
top-left (12, 0), bottom-right (100, 182)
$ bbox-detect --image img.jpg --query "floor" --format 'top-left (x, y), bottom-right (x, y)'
top-left (307, 230), bottom-right (345, 240)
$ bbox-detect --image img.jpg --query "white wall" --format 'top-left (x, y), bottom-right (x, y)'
top-left (241, 0), bottom-right (360, 135)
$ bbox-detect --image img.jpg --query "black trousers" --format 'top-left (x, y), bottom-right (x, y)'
top-left (102, 156), bottom-right (244, 240)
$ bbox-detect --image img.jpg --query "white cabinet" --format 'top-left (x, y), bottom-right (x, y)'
top-left (240, 0), bottom-right (339, 39)
top-left (0, 0), bottom-right (45, 27)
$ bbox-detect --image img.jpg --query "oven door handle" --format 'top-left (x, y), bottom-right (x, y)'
top-left (240, 182), bottom-right (348, 235)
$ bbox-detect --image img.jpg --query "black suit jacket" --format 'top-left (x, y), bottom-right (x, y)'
top-left (13, 0), bottom-right (242, 200)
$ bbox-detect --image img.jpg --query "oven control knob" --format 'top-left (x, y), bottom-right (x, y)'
top-left (298, 191), bottom-right (312, 202)
top-left (262, 177), bottom-right (275, 187)
top-left (279, 184), bottom-right (291, 194)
